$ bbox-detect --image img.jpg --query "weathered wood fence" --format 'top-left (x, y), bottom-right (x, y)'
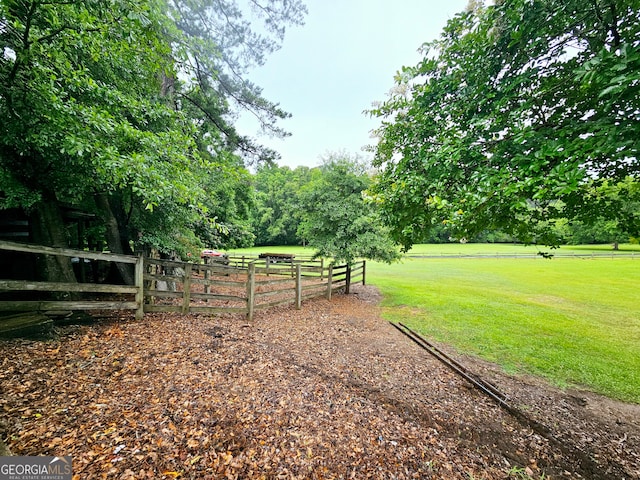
top-left (144, 256), bottom-right (365, 321)
top-left (0, 240), bottom-right (144, 320)
top-left (0, 241), bottom-right (365, 323)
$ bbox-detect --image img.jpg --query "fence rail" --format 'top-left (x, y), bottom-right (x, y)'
top-left (0, 240), bottom-right (144, 321)
top-left (144, 257), bottom-right (248, 316)
top-left (145, 257), bottom-right (365, 320)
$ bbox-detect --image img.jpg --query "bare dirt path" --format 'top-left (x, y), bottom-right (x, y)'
top-left (1, 285), bottom-right (639, 479)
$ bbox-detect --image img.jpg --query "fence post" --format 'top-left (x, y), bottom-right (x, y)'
top-left (204, 258), bottom-right (210, 301)
top-left (362, 260), bottom-right (366, 285)
top-left (135, 255), bottom-right (144, 320)
top-left (326, 265), bottom-right (333, 300)
top-left (320, 258), bottom-right (324, 280)
top-left (295, 263), bottom-right (302, 309)
top-left (345, 264), bottom-right (351, 294)
top-left (182, 263), bottom-right (192, 314)
top-left (149, 260), bottom-right (157, 306)
top-left (247, 262), bottom-right (256, 321)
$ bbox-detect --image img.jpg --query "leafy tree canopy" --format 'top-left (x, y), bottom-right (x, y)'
top-left (566, 176), bottom-right (640, 247)
top-left (0, 0), bottom-right (305, 262)
top-left (251, 164), bottom-right (312, 246)
top-left (0, 0), bottom-right (196, 211)
top-left (368, 0), bottom-right (640, 251)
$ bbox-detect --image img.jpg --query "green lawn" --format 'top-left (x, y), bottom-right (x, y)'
top-left (229, 244), bottom-right (640, 403)
top-left (369, 253), bottom-right (640, 404)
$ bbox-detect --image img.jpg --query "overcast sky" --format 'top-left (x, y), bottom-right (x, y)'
top-left (238, 0), bottom-right (470, 169)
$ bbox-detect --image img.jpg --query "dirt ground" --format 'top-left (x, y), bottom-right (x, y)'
top-left (1, 285), bottom-right (639, 479)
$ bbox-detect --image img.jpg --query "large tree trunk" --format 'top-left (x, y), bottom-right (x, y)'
top-left (95, 193), bottom-right (135, 285)
top-left (29, 199), bottom-right (77, 285)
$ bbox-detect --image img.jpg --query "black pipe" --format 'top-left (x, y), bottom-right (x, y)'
top-left (390, 322), bottom-right (510, 407)
top-left (398, 322), bottom-right (506, 401)
top-left (389, 321), bottom-right (625, 479)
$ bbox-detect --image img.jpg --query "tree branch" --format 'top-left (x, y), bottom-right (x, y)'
top-left (607, 1), bottom-right (621, 48)
top-left (179, 91), bottom-right (240, 147)
top-left (33, 23), bottom-right (105, 46)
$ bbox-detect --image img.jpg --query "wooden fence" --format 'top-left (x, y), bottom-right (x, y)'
top-left (144, 257), bottom-right (365, 321)
top-left (0, 240), bottom-right (144, 320)
top-left (223, 254), bottom-right (324, 272)
top-left (143, 257), bottom-right (248, 316)
top-left (0, 241), bottom-right (365, 323)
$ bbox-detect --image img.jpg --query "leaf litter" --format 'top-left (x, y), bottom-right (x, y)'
top-left (1, 285), bottom-right (639, 479)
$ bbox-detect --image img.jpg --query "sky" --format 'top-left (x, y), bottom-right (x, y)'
top-left (237, 0), bottom-right (470, 169)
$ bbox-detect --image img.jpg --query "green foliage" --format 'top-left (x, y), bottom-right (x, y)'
top-left (166, 0), bottom-right (307, 163)
top-left (298, 154), bottom-right (401, 265)
top-left (251, 164), bottom-right (312, 246)
top-left (368, 0), bottom-right (640, 251)
top-left (0, 0), bottom-right (215, 264)
top-left (195, 154), bottom-right (256, 250)
top-left (0, 0), bottom-right (306, 258)
top-left (566, 177), bottom-right (640, 245)
top-left (1, 0), bottom-right (198, 208)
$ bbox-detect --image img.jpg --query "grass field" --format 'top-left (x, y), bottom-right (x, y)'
top-left (229, 244), bottom-right (640, 403)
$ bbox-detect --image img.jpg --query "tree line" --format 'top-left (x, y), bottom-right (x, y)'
top-left (248, 158), bottom-right (638, 251)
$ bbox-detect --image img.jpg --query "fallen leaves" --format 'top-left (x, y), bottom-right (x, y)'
top-left (0, 286), bottom-right (639, 479)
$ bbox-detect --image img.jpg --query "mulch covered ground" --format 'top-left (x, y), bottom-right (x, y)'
top-left (1, 285), bottom-right (639, 479)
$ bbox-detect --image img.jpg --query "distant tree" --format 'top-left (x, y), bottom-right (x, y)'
top-left (251, 164), bottom-right (312, 246)
top-left (566, 177), bottom-right (640, 248)
top-left (298, 154), bottom-right (400, 265)
top-left (368, 0), bottom-right (640, 251)
top-left (195, 154), bottom-right (256, 251)
top-left (567, 219), bottom-right (628, 247)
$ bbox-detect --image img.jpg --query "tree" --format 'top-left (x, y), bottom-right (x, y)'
top-left (165, 0), bottom-right (306, 164)
top-left (194, 153), bottom-right (256, 250)
top-left (1, 0), bottom-right (200, 282)
top-left (566, 177), bottom-right (640, 248)
top-left (298, 154), bottom-right (400, 265)
top-left (368, 0), bottom-right (640, 251)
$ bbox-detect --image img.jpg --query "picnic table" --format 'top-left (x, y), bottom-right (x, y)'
top-left (258, 253), bottom-right (295, 264)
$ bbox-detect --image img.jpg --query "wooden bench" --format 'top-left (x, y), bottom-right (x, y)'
top-left (258, 253), bottom-right (295, 264)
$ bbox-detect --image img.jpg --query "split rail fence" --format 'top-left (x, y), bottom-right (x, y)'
top-left (0, 241), bottom-right (365, 323)
top-left (0, 240), bottom-right (144, 321)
